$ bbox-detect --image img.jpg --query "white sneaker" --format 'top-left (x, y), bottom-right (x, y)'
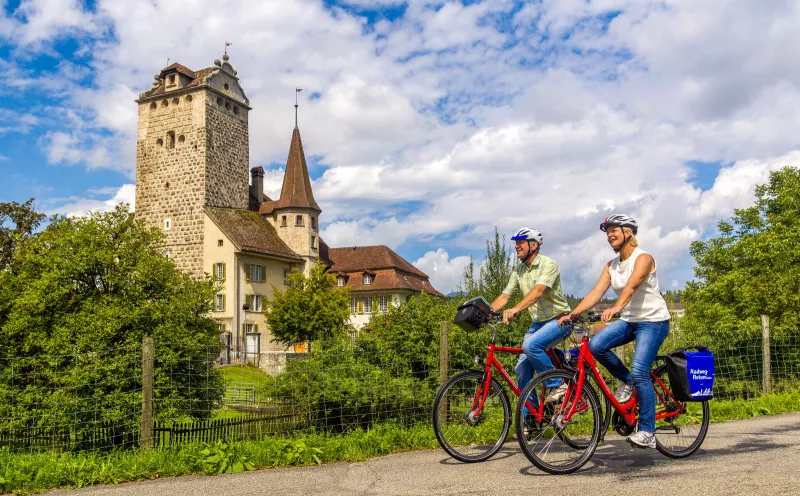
top-left (545, 384), bottom-right (569, 403)
top-left (627, 430), bottom-right (656, 449)
top-left (615, 383), bottom-right (635, 403)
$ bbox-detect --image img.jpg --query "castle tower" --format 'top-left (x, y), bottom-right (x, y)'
top-left (134, 54), bottom-right (250, 277)
top-left (260, 126), bottom-right (321, 275)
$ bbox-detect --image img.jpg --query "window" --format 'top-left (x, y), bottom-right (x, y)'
top-left (350, 297), bottom-right (358, 314)
top-left (218, 239), bottom-right (224, 247)
top-left (363, 297), bottom-right (372, 314)
top-left (215, 294), bottom-right (225, 312)
top-left (295, 215), bottom-right (303, 226)
top-left (244, 323), bottom-right (254, 333)
top-left (246, 294), bottom-right (262, 312)
top-left (164, 218), bottom-right (171, 231)
top-left (165, 251), bottom-right (170, 260)
top-left (186, 94), bottom-right (193, 102)
top-left (172, 97), bottom-right (179, 105)
top-left (166, 131), bottom-right (175, 149)
top-left (311, 217), bottom-right (317, 229)
top-left (214, 263), bottom-right (225, 280)
top-left (281, 215), bottom-right (287, 227)
top-left (248, 264), bottom-right (264, 283)
top-left (224, 83), bottom-right (230, 90)
top-left (311, 236), bottom-right (316, 249)
top-left (283, 269), bottom-right (291, 286)
top-left (379, 295), bottom-right (388, 313)
top-left (168, 75), bottom-right (175, 84)
top-left (363, 274), bottom-right (372, 285)
top-left (337, 276), bottom-right (345, 287)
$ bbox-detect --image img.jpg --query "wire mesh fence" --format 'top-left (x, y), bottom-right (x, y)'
top-left (0, 319), bottom-right (798, 454)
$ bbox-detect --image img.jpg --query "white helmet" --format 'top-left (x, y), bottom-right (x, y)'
top-left (511, 227), bottom-right (543, 245)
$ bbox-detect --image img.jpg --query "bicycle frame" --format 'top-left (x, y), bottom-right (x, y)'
top-left (556, 335), bottom-right (685, 426)
top-left (471, 322), bottom-right (564, 417)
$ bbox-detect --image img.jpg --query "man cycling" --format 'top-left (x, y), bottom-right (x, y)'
top-left (490, 227), bottom-right (572, 422)
top-left (558, 214), bottom-right (671, 449)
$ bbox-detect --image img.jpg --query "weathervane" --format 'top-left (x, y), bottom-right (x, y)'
top-left (295, 87), bottom-right (302, 128)
top-left (225, 41), bottom-right (232, 55)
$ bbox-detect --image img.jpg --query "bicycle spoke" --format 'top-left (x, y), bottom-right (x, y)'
top-left (433, 371), bottom-right (511, 462)
top-left (516, 370), bottom-right (601, 474)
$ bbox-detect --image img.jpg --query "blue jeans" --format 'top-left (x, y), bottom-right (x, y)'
top-left (515, 319), bottom-right (573, 416)
top-left (588, 320), bottom-right (670, 432)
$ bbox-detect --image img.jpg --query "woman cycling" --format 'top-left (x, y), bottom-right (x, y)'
top-left (558, 214), bottom-right (671, 449)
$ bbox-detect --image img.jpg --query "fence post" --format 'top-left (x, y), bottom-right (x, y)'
top-left (761, 315), bottom-right (772, 395)
top-left (439, 321), bottom-right (449, 385)
top-left (141, 336), bottom-right (154, 450)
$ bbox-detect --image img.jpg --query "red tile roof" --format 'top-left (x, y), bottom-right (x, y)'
top-left (328, 245), bottom-right (441, 296)
top-left (259, 128), bottom-right (320, 214)
top-left (205, 207), bottom-right (302, 261)
top-left (328, 245), bottom-right (428, 277)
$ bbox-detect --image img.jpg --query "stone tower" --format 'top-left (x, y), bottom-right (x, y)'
top-left (259, 126), bottom-right (322, 275)
top-left (134, 54), bottom-right (250, 277)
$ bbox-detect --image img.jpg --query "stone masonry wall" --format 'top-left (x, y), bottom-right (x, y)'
top-left (205, 93), bottom-right (249, 209)
top-left (271, 209), bottom-right (319, 275)
top-left (135, 90), bottom-right (207, 277)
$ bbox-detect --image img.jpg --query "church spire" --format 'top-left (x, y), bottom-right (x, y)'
top-left (274, 126), bottom-right (320, 212)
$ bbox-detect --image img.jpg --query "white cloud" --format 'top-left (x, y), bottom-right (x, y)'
top-left (413, 248), bottom-right (471, 294)
top-left (46, 183), bottom-right (135, 217)
top-left (7, 0), bottom-right (800, 294)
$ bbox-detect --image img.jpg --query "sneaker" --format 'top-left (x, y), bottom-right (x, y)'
top-left (523, 416), bottom-right (540, 437)
top-left (545, 384), bottom-right (569, 403)
top-left (615, 383), bottom-right (635, 403)
top-left (627, 430), bottom-right (656, 449)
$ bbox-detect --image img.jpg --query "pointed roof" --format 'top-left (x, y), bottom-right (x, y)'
top-left (259, 127), bottom-right (321, 214)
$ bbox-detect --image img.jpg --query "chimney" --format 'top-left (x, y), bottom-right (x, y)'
top-left (249, 166), bottom-right (264, 211)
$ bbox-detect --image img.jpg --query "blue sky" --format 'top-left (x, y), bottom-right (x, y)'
top-left (2, 0), bottom-right (800, 294)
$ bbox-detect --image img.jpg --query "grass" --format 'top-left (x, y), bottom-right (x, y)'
top-left (217, 364), bottom-right (270, 385)
top-left (2, 391), bottom-right (800, 494)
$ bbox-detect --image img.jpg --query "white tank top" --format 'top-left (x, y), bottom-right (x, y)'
top-left (609, 248), bottom-right (671, 323)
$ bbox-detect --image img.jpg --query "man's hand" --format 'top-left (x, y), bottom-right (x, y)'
top-left (558, 314), bottom-right (574, 327)
top-left (502, 308), bottom-right (519, 324)
top-left (601, 307), bottom-right (622, 323)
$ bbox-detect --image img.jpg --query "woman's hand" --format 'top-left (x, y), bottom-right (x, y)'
top-left (558, 314), bottom-right (574, 327)
top-left (601, 307), bottom-right (622, 323)
top-left (502, 308), bottom-right (519, 324)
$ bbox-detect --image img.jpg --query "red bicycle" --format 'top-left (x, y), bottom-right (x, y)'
top-left (432, 310), bottom-right (609, 462)
top-left (515, 312), bottom-right (710, 474)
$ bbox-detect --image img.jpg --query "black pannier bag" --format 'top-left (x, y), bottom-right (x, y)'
top-left (453, 296), bottom-right (493, 332)
top-left (665, 345), bottom-right (715, 402)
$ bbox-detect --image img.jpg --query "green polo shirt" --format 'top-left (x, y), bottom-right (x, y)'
top-left (502, 254), bottom-right (571, 323)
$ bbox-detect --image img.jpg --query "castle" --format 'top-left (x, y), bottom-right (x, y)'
top-left (134, 53), bottom-right (441, 369)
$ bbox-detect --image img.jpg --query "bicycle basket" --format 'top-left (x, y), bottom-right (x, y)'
top-left (665, 346), bottom-right (715, 402)
top-left (453, 296), bottom-right (492, 332)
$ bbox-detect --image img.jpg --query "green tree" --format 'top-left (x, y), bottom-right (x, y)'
top-left (0, 204), bottom-right (224, 445)
top-left (682, 167), bottom-right (800, 334)
top-left (0, 198), bottom-right (46, 270)
top-left (266, 261), bottom-right (352, 349)
top-left (461, 227), bottom-right (515, 299)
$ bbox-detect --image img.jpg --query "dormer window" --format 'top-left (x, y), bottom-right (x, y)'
top-left (337, 276), bottom-right (345, 287)
top-left (168, 75), bottom-right (175, 85)
top-left (363, 274), bottom-right (372, 285)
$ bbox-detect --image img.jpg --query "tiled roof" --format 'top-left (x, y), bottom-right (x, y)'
top-left (328, 245), bottom-right (428, 278)
top-left (139, 63), bottom-right (220, 99)
top-left (335, 268), bottom-right (443, 297)
top-left (318, 237), bottom-right (333, 268)
top-left (260, 128), bottom-right (320, 213)
top-left (205, 207), bottom-right (302, 261)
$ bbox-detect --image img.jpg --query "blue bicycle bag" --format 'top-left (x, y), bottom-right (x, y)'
top-left (665, 346), bottom-right (715, 402)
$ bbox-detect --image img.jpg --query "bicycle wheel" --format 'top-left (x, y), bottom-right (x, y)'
top-left (558, 381), bottom-right (611, 449)
top-left (651, 365), bottom-right (710, 458)
top-left (433, 370), bottom-right (511, 462)
top-left (515, 369), bottom-right (602, 474)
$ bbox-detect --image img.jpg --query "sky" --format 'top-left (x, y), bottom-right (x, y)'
top-left (1, 0), bottom-right (799, 296)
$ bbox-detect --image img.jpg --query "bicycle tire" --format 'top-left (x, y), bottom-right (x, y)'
top-left (515, 369), bottom-right (602, 474)
top-left (432, 370), bottom-right (511, 462)
top-left (651, 365), bottom-right (710, 458)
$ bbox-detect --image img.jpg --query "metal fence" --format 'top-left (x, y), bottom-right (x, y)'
top-left (0, 317), bottom-right (798, 453)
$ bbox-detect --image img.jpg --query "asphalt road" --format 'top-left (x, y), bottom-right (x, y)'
top-left (51, 412), bottom-right (800, 496)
